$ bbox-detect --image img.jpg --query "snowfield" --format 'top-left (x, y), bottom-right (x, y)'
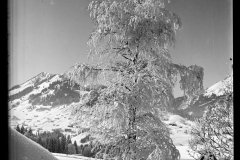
top-left (9, 92), bottom-right (198, 159)
top-left (10, 104), bottom-right (197, 159)
top-left (53, 153), bottom-right (99, 160)
top-left (9, 101), bottom-right (76, 134)
top-left (164, 114), bottom-right (197, 159)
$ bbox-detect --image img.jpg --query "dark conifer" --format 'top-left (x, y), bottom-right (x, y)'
top-left (20, 125), bottom-right (25, 134)
top-left (74, 140), bottom-right (79, 154)
top-left (36, 136), bottom-right (43, 146)
top-left (57, 138), bottom-right (61, 153)
top-left (15, 125), bottom-right (21, 133)
top-left (60, 135), bottom-right (66, 154)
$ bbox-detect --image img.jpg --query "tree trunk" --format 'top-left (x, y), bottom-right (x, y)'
top-left (126, 52), bottom-right (139, 159)
top-left (126, 96), bottom-right (137, 159)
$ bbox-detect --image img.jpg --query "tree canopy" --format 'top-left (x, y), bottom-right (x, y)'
top-left (70, 0), bottom-right (204, 159)
top-left (188, 90), bottom-right (233, 160)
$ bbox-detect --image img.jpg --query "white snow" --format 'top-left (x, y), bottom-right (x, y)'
top-left (9, 81), bottom-right (33, 96)
top-left (204, 74), bottom-right (233, 97)
top-left (10, 102), bottom-right (198, 160)
top-left (53, 153), bottom-right (98, 160)
top-left (176, 146), bottom-right (197, 160)
top-left (165, 115), bottom-right (187, 126)
top-left (71, 132), bottom-right (90, 146)
top-left (9, 101), bottom-right (76, 135)
top-left (9, 72), bottom-right (52, 96)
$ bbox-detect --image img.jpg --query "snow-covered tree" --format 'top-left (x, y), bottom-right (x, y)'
top-left (188, 90), bottom-right (233, 160)
top-left (70, 0), bottom-right (204, 159)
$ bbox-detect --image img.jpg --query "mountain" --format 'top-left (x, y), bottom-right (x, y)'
top-left (9, 63), bottom-right (106, 137)
top-left (172, 74), bottom-right (233, 119)
top-left (8, 63), bottom-right (232, 156)
top-left (9, 71), bottom-right (80, 109)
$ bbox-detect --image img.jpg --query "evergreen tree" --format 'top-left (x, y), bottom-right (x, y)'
top-left (51, 137), bottom-right (56, 153)
top-left (70, 0), bottom-right (204, 159)
top-left (60, 135), bottom-right (67, 154)
top-left (28, 127), bottom-right (33, 135)
top-left (74, 140), bottom-right (79, 154)
top-left (26, 127), bottom-right (34, 140)
top-left (46, 137), bottom-right (52, 152)
top-left (36, 136), bottom-right (43, 147)
top-left (65, 135), bottom-right (72, 154)
top-left (67, 135), bottom-right (72, 144)
top-left (52, 137), bottom-right (58, 153)
top-left (20, 125), bottom-right (25, 134)
top-left (42, 137), bottom-right (47, 149)
top-left (57, 138), bottom-right (62, 153)
top-left (54, 138), bottom-right (59, 153)
top-left (79, 145), bottom-right (84, 154)
top-left (15, 125), bottom-right (21, 133)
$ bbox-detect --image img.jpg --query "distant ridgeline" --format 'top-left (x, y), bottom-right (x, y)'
top-left (9, 72), bottom-right (80, 107)
top-left (172, 94), bottom-right (225, 120)
top-left (8, 70), bottom-right (109, 107)
top-left (9, 84), bottom-right (21, 91)
top-left (172, 74), bottom-right (233, 120)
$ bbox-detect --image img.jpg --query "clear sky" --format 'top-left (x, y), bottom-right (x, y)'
top-left (10, 0), bottom-right (232, 97)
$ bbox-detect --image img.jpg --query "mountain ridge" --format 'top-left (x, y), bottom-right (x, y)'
top-left (9, 64), bottom-right (232, 146)
top-left (172, 74), bottom-right (233, 119)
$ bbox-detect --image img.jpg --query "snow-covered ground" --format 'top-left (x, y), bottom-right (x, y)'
top-left (9, 100), bottom-right (78, 135)
top-left (9, 81), bottom-right (199, 160)
top-left (10, 112), bottom-right (196, 160)
top-left (10, 101), bottom-right (197, 159)
top-left (176, 146), bottom-right (195, 160)
top-left (53, 147), bottom-right (194, 160)
top-left (53, 153), bottom-right (98, 160)
top-left (163, 114), bottom-right (197, 159)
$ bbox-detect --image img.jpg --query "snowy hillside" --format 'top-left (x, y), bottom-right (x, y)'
top-left (172, 74), bottom-right (233, 119)
top-left (9, 63), bottom-right (107, 137)
top-left (204, 74), bottom-right (233, 97)
top-left (9, 64), bottom-right (232, 160)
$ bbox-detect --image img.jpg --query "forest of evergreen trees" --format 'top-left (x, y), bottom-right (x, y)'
top-left (14, 125), bottom-right (96, 157)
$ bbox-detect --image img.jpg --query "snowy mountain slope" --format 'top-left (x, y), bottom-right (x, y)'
top-left (9, 74), bottom-right (80, 110)
top-left (9, 64), bottom-right (232, 160)
top-left (9, 63), bottom-right (107, 139)
top-left (8, 63), bottom-right (105, 110)
top-left (172, 74), bottom-right (233, 119)
top-left (204, 74), bottom-right (233, 97)
top-left (9, 72), bottom-right (54, 96)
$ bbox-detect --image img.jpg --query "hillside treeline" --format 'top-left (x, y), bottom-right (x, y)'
top-left (14, 125), bottom-right (96, 157)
